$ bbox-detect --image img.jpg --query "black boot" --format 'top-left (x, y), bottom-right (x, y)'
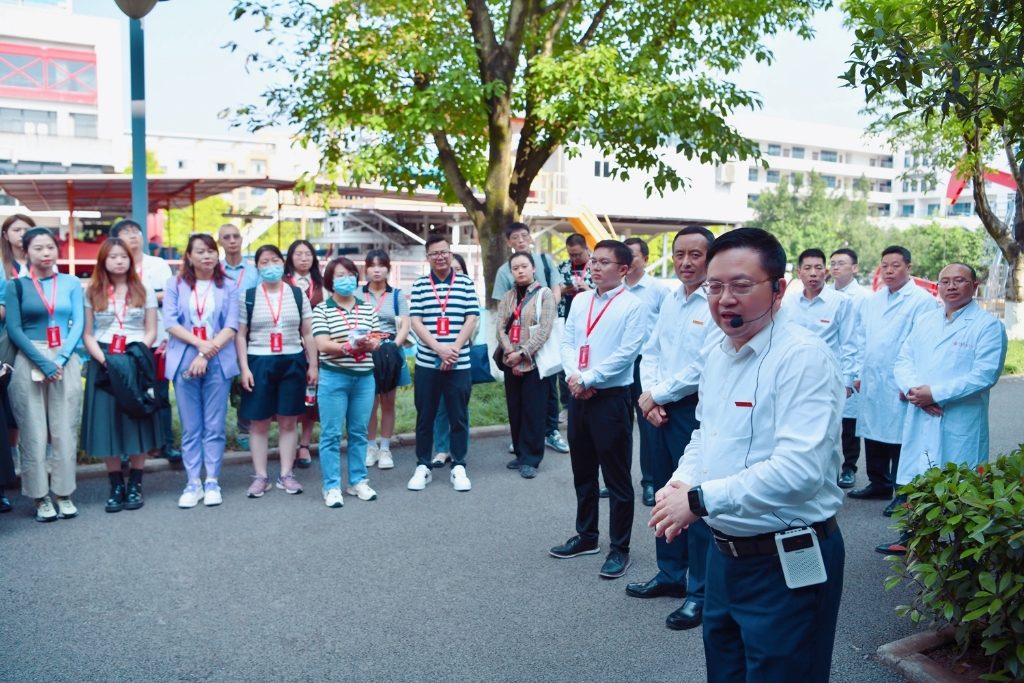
top-left (125, 469), bottom-right (144, 510)
top-left (106, 472), bottom-right (126, 513)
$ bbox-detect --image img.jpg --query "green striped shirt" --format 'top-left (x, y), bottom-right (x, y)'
top-left (312, 297), bottom-right (380, 376)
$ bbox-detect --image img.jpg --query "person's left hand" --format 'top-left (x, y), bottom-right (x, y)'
top-left (922, 403), bottom-right (944, 417)
top-left (907, 385), bottom-right (935, 407)
top-left (638, 389), bottom-right (657, 415)
top-left (649, 482), bottom-right (697, 543)
top-left (645, 405), bottom-right (667, 427)
top-left (306, 366), bottom-right (318, 386)
top-left (505, 351), bottom-right (523, 367)
top-left (846, 386), bottom-right (853, 399)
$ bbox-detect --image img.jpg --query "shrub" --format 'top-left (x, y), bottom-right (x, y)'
top-left (886, 446), bottom-right (1024, 681)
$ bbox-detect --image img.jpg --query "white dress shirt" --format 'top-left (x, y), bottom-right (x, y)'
top-left (624, 273), bottom-right (670, 344)
top-left (560, 282), bottom-right (645, 389)
top-left (830, 279), bottom-right (869, 419)
top-left (138, 253), bottom-right (173, 346)
top-left (671, 311), bottom-right (845, 536)
top-left (640, 285), bottom-right (724, 405)
top-left (781, 286), bottom-right (857, 387)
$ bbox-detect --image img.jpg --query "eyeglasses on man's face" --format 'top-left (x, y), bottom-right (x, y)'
top-left (220, 233), bottom-right (242, 241)
top-left (938, 277), bottom-right (972, 287)
top-left (427, 250), bottom-right (451, 260)
top-left (701, 279), bottom-right (773, 296)
top-left (588, 257), bottom-right (622, 268)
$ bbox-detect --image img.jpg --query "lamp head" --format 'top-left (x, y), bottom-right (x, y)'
top-left (114, 0), bottom-right (160, 20)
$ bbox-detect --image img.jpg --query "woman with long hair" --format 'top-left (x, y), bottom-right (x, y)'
top-left (81, 238), bottom-right (162, 512)
top-left (284, 239), bottom-right (324, 467)
top-left (313, 257), bottom-right (381, 508)
top-left (5, 227), bottom-right (85, 522)
top-left (1, 214), bottom-right (34, 280)
top-left (164, 234), bottom-right (239, 509)
top-left (363, 249), bottom-right (410, 470)
top-left (237, 245), bottom-right (318, 498)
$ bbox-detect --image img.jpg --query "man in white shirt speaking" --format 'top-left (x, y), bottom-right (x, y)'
top-left (649, 228), bottom-right (845, 683)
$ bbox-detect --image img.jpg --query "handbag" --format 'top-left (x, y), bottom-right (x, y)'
top-left (469, 343), bottom-right (495, 384)
top-left (530, 288), bottom-right (563, 379)
top-left (0, 279), bottom-right (22, 367)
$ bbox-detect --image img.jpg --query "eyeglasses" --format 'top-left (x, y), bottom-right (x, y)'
top-left (427, 250), bottom-right (450, 259)
top-left (829, 261), bottom-right (851, 268)
top-left (118, 228), bottom-right (143, 236)
top-left (938, 277), bottom-right (973, 287)
top-left (588, 258), bottom-right (622, 268)
top-left (701, 279), bottom-right (772, 296)
top-left (220, 233), bottom-right (242, 240)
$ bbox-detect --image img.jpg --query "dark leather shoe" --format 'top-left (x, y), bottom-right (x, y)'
top-left (519, 465), bottom-right (537, 479)
top-left (626, 577), bottom-right (687, 599)
top-left (295, 447), bottom-right (313, 469)
top-left (550, 535), bottom-right (600, 559)
top-left (162, 446), bottom-right (182, 463)
top-left (124, 482), bottom-right (144, 510)
top-left (0, 494), bottom-right (11, 513)
top-left (666, 600), bottom-right (703, 630)
top-left (838, 467), bottom-right (856, 489)
top-left (105, 483), bottom-right (125, 513)
top-left (506, 457), bottom-right (521, 470)
top-left (598, 487), bottom-right (610, 499)
top-left (847, 483), bottom-right (893, 500)
top-left (642, 484), bottom-right (656, 507)
top-left (883, 493), bottom-right (907, 517)
top-left (876, 533), bottom-right (911, 555)
top-left (599, 550), bottom-right (630, 579)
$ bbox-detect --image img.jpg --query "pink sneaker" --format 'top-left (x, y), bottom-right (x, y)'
top-left (276, 472), bottom-right (304, 495)
top-left (247, 475), bottom-right (271, 498)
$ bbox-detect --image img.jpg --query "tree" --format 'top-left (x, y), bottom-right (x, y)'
top-left (843, 0), bottom-right (1024, 336)
top-left (228, 0), bottom-right (827, 301)
top-left (124, 149), bottom-right (163, 176)
top-left (165, 196), bottom-right (233, 254)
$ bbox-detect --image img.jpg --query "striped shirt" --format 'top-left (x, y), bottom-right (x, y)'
top-left (239, 284), bottom-right (313, 356)
top-left (410, 270), bottom-right (480, 370)
top-left (312, 297), bottom-right (380, 376)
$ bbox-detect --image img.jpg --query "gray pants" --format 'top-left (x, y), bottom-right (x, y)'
top-left (9, 344), bottom-right (82, 499)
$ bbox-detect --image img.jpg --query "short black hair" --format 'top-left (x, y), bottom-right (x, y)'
top-left (943, 262), bottom-right (978, 282)
top-left (254, 244), bottom-right (284, 265)
top-left (830, 247), bottom-right (858, 264)
top-left (706, 227), bottom-right (786, 279)
top-left (797, 248), bottom-right (826, 267)
top-left (509, 251), bottom-right (535, 267)
top-left (593, 239), bottom-right (633, 269)
top-left (425, 234), bottom-right (449, 251)
top-left (323, 256), bottom-right (359, 293)
top-left (881, 245), bottom-right (911, 265)
top-left (110, 219), bottom-right (142, 239)
top-left (623, 237), bottom-right (649, 258)
top-left (505, 222), bottom-right (530, 240)
top-left (566, 233), bottom-right (588, 249)
top-left (673, 226), bottom-right (715, 251)
top-left (21, 226), bottom-right (58, 252)
top-left (364, 248), bottom-right (390, 271)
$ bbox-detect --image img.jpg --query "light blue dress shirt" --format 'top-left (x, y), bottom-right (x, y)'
top-left (559, 282), bottom-right (645, 390)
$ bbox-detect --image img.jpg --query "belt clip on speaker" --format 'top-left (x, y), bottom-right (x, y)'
top-left (774, 527), bottom-right (828, 589)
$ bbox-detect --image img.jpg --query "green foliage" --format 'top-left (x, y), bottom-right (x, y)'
top-left (124, 150), bottom-right (163, 176)
top-left (165, 196), bottom-right (233, 255)
top-left (885, 449), bottom-right (1024, 681)
top-left (1004, 340), bottom-right (1024, 376)
top-left (897, 222), bottom-right (986, 282)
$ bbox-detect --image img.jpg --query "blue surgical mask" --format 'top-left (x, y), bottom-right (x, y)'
top-left (260, 265), bottom-right (284, 283)
top-left (334, 276), bottom-right (358, 296)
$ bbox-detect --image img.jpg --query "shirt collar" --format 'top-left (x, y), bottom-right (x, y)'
top-left (945, 300), bottom-right (975, 323)
top-left (720, 308), bottom-right (788, 359)
top-left (625, 273), bottom-right (654, 291)
top-left (673, 282), bottom-right (708, 304)
top-left (324, 296), bottom-right (366, 310)
top-left (888, 278), bottom-right (915, 298)
top-left (430, 270), bottom-right (454, 285)
top-left (799, 287), bottom-right (828, 306)
top-left (594, 282), bottom-right (626, 301)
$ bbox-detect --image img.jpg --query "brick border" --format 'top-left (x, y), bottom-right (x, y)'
top-left (877, 627), bottom-right (965, 683)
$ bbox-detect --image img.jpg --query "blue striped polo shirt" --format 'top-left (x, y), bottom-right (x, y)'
top-left (409, 270), bottom-right (479, 370)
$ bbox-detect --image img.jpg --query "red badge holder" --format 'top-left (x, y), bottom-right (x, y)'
top-left (270, 332), bottom-right (283, 353)
top-left (193, 326), bottom-right (208, 341)
top-left (509, 322), bottom-right (521, 343)
top-left (578, 344), bottom-right (590, 370)
top-left (436, 317), bottom-right (450, 336)
top-left (109, 335), bottom-right (127, 354)
top-left (46, 325), bottom-right (61, 348)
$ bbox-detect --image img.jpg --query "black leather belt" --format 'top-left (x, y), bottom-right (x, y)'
top-left (712, 517), bottom-right (838, 558)
top-left (590, 386), bottom-right (630, 398)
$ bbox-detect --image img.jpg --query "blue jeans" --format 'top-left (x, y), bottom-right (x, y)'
top-left (433, 396), bottom-right (450, 454)
top-left (317, 370), bottom-right (375, 492)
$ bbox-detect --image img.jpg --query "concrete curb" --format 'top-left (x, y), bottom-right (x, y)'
top-left (877, 627), bottom-right (963, 683)
top-left (74, 423), bottom-right (512, 481)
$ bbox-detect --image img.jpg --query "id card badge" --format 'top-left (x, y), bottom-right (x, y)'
top-left (509, 322), bottom-right (521, 343)
top-left (109, 335), bottom-right (127, 354)
top-left (578, 344), bottom-right (590, 369)
top-left (353, 351), bottom-right (367, 362)
top-left (436, 317), bottom-right (450, 336)
top-left (193, 326), bottom-right (208, 341)
top-left (270, 332), bottom-right (283, 353)
top-left (46, 325), bottom-right (61, 348)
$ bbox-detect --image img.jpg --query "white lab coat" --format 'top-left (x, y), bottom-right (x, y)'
top-left (830, 279), bottom-right (870, 419)
top-left (856, 280), bottom-right (938, 443)
top-left (893, 301), bottom-right (1007, 484)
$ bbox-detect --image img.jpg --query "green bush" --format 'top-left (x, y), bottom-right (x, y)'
top-left (887, 446), bottom-right (1024, 681)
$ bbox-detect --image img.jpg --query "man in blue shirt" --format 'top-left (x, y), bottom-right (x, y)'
top-left (217, 223), bottom-right (257, 450)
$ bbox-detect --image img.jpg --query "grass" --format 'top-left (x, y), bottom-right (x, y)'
top-left (1004, 339), bottom-right (1024, 375)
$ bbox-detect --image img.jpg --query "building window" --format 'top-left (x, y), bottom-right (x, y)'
top-left (177, 160), bottom-right (187, 169)
top-left (747, 194), bottom-right (759, 205)
top-left (748, 168), bottom-right (759, 181)
top-left (250, 159), bottom-right (267, 176)
top-left (902, 181), bottom-right (910, 193)
top-left (215, 162), bottom-right (233, 173)
top-left (911, 179), bottom-right (918, 192)
top-left (70, 112), bottom-right (96, 138)
top-left (594, 161), bottom-right (601, 177)
top-left (949, 201), bottom-right (973, 216)
top-left (0, 107), bottom-right (56, 135)
top-left (0, 42), bottom-right (98, 105)
top-left (791, 147), bottom-right (805, 159)
top-left (881, 156), bottom-right (893, 168)
top-left (820, 150), bottom-right (838, 163)
top-left (766, 170), bottom-right (781, 183)
top-left (767, 144), bottom-right (781, 156)
top-left (927, 204), bottom-right (941, 216)
top-left (812, 152), bottom-right (820, 161)
top-left (904, 155), bottom-right (913, 168)
top-left (823, 175), bottom-right (836, 189)
top-left (901, 204), bottom-right (915, 217)
top-left (878, 180), bottom-right (892, 193)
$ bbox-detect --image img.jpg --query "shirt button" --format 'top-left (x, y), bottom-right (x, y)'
top-left (703, 468), bottom-right (707, 473)
top-left (713, 430), bottom-right (717, 435)
top-left (722, 394), bottom-right (727, 399)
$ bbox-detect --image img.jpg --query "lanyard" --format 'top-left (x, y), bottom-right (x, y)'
top-left (512, 289), bottom-right (531, 323)
top-left (585, 289), bottom-right (623, 340)
top-left (109, 286), bottom-right (130, 330)
top-left (335, 303), bottom-right (359, 331)
top-left (289, 275), bottom-right (315, 301)
top-left (194, 280), bottom-right (212, 322)
top-left (429, 271), bottom-right (453, 316)
top-left (262, 283), bottom-right (283, 328)
top-left (572, 264), bottom-right (589, 287)
top-left (372, 290), bottom-right (388, 314)
top-left (29, 267), bottom-right (58, 322)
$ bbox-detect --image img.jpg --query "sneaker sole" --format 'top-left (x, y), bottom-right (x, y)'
top-left (549, 546), bottom-right (600, 559)
top-left (124, 501), bottom-right (144, 510)
top-left (325, 500), bottom-right (343, 508)
top-left (378, 461), bottom-right (394, 470)
top-left (57, 511), bottom-right (78, 519)
top-left (408, 474), bottom-right (432, 491)
top-left (347, 490), bottom-right (378, 501)
top-left (35, 514), bottom-right (58, 523)
top-left (599, 559), bottom-right (631, 579)
top-left (204, 495), bottom-right (222, 507)
top-left (276, 483), bottom-right (304, 495)
top-left (247, 489), bottom-right (270, 498)
top-left (546, 442), bottom-right (570, 453)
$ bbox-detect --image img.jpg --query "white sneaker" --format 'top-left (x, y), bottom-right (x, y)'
top-left (450, 465), bottom-right (471, 492)
top-left (323, 488), bottom-right (344, 508)
top-left (178, 481), bottom-right (204, 508)
top-left (407, 464), bottom-right (432, 491)
top-left (203, 481), bottom-right (223, 507)
top-left (365, 444), bottom-right (379, 467)
top-left (508, 442), bottom-right (515, 453)
top-left (35, 496), bottom-right (57, 523)
top-left (377, 449), bottom-right (394, 469)
top-left (346, 481), bottom-right (378, 501)
top-left (55, 496), bottom-right (78, 519)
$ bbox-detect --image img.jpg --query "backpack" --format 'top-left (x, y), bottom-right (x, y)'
top-left (0, 279), bottom-right (22, 366)
top-left (244, 284), bottom-right (304, 345)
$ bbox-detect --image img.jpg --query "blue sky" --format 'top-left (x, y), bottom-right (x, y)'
top-left (74, 1), bottom-right (870, 136)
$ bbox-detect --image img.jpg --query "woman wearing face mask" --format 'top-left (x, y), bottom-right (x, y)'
top-left (431, 253), bottom-right (471, 467)
top-left (312, 258), bottom-right (381, 508)
top-left (236, 245), bottom-right (318, 498)
top-left (164, 234), bottom-right (239, 509)
top-left (6, 228), bottom-right (85, 522)
top-left (81, 238), bottom-right (161, 512)
top-left (284, 239), bottom-right (324, 468)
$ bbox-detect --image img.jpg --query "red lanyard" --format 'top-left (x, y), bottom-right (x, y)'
top-left (194, 281), bottom-right (212, 321)
top-left (429, 271), bottom-right (453, 316)
top-left (289, 275), bottom-right (315, 301)
top-left (262, 283), bottom-right (283, 328)
top-left (29, 267), bottom-right (58, 322)
top-left (512, 289), bottom-right (530, 323)
top-left (335, 303), bottom-right (359, 330)
top-left (572, 264), bottom-right (589, 287)
top-left (372, 290), bottom-right (388, 314)
top-left (109, 286), bottom-right (130, 330)
top-left (585, 289), bottom-right (623, 340)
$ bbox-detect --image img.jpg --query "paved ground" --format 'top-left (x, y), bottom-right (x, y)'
top-left (2, 377), bottom-right (1022, 683)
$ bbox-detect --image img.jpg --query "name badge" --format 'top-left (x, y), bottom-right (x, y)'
top-left (436, 317), bottom-right (450, 336)
top-left (109, 335), bottom-right (127, 354)
top-left (46, 326), bottom-right (61, 348)
top-left (820, 319), bottom-right (831, 324)
top-left (509, 322), bottom-right (521, 343)
top-left (735, 401), bottom-right (754, 408)
top-left (270, 332), bottom-right (283, 353)
top-left (692, 320), bottom-right (705, 326)
top-left (578, 344), bottom-right (590, 370)
top-left (193, 326), bottom-right (208, 341)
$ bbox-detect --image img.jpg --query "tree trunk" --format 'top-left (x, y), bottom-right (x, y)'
top-left (477, 204), bottom-right (518, 310)
top-left (1004, 254), bottom-right (1024, 340)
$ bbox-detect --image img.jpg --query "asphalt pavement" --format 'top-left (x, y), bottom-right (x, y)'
top-left (2, 376), bottom-right (1022, 683)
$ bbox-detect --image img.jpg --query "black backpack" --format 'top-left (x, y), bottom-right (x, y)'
top-left (244, 284), bottom-right (304, 345)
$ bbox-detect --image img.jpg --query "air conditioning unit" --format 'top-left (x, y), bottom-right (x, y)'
top-left (716, 163), bottom-right (738, 184)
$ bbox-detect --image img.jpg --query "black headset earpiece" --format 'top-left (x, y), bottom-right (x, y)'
top-left (772, 279), bottom-right (780, 292)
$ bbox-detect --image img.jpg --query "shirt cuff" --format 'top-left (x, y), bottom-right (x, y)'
top-left (651, 382), bottom-right (688, 406)
top-left (843, 373), bottom-right (855, 388)
top-left (699, 478), bottom-right (733, 519)
top-left (579, 370), bottom-right (596, 389)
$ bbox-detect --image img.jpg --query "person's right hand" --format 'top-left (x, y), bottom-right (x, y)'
top-left (188, 355), bottom-right (209, 378)
top-left (922, 403), bottom-right (944, 417)
top-left (638, 389), bottom-right (658, 415)
top-left (197, 340), bottom-right (219, 358)
top-left (646, 406), bottom-right (668, 427)
top-left (240, 369), bottom-right (255, 391)
top-left (853, 380), bottom-right (861, 392)
top-left (435, 344), bottom-right (459, 365)
top-left (655, 480), bottom-right (683, 504)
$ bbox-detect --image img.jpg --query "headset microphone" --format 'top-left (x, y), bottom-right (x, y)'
top-left (728, 280), bottom-right (780, 329)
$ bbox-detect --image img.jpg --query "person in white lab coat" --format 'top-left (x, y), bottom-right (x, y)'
top-left (848, 246), bottom-right (937, 513)
top-left (828, 248), bottom-right (869, 488)
top-left (876, 263), bottom-right (1008, 555)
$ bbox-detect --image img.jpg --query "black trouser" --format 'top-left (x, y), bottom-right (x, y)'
top-left (841, 418), bottom-right (860, 472)
top-left (157, 379), bottom-right (176, 449)
top-left (864, 438), bottom-right (901, 489)
top-left (631, 358), bottom-right (653, 488)
top-left (414, 366), bottom-right (472, 468)
top-left (545, 373), bottom-right (561, 436)
top-left (568, 386), bottom-right (634, 554)
top-left (504, 368), bottom-right (546, 468)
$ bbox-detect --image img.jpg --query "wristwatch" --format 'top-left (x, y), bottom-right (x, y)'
top-left (688, 485), bottom-right (708, 517)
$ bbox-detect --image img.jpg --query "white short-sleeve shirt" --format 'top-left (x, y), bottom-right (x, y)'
top-left (87, 286), bottom-right (159, 344)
